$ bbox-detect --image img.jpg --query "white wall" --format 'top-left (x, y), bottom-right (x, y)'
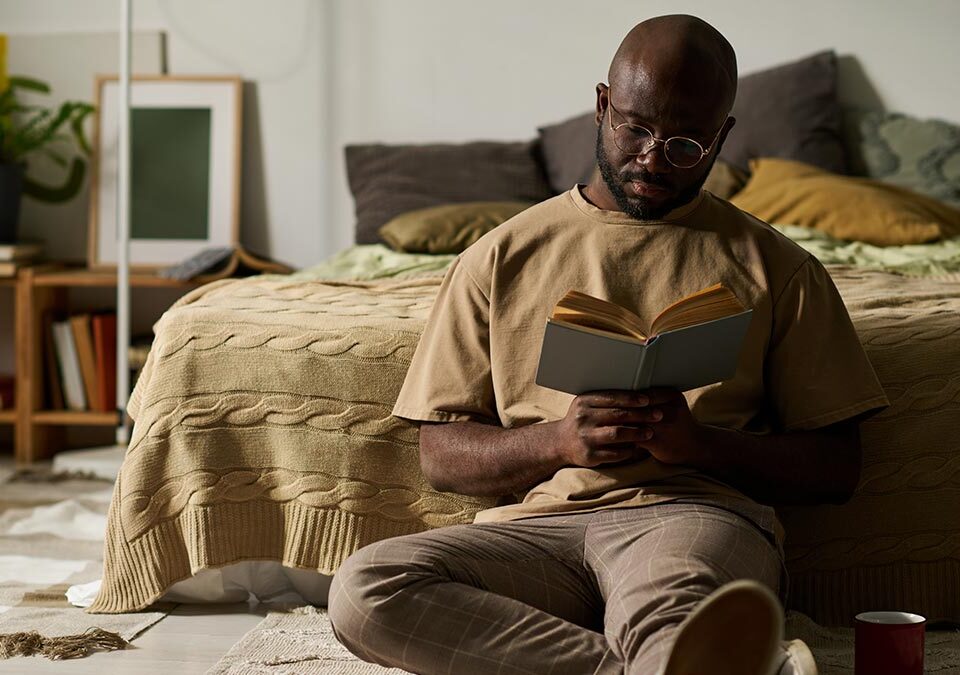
top-left (3, 0), bottom-right (959, 269)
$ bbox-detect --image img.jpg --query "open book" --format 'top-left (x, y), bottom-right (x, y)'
top-left (535, 283), bottom-right (753, 394)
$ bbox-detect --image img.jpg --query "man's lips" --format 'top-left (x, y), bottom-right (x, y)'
top-left (627, 179), bottom-right (670, 198)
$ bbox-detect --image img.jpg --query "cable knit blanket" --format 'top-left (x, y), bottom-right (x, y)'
top-left (91, 265), bottom-right (960, 626)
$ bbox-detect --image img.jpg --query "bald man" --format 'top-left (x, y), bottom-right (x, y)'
top-left (329, 15), bottom-right (887, 675)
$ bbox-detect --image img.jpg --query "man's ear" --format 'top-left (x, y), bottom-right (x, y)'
top-left (713, 115), bottom-right (736, 155)
top-left (595, 83), bottom-right (609, 126)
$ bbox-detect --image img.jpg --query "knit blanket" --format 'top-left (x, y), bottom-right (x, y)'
top-left (91, 265), bottom-right (960, 625)
top-left (90, 274), bottom-right (498, 613)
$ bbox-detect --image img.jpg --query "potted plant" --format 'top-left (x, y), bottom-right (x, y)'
top-left (0, 76), bottom-right (94, 243)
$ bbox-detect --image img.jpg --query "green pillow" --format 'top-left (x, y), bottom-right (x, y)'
top-left (846, 110), bottom-right (960, 208)
top-left (378, 201), bottom-right (532, 254)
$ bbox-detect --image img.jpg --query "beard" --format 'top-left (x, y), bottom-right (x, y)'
top-left (595, 117), bottom-right (714, 221)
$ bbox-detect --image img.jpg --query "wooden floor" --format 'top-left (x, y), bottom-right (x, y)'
top-left (0, 603), bottom-right (266, 674)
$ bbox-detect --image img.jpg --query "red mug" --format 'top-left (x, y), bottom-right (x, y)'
top-left (854, 611), bottom-right (925, 675)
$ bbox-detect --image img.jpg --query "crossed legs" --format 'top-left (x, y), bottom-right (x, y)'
top-left (329, 503), bottom-right (782, 674)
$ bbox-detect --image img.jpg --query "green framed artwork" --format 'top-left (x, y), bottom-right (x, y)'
top-left (88, 75), bottom-right (242, 270)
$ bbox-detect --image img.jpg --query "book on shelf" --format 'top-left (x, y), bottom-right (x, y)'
top-left (70, 314), bottom-right (99, 410)
top-left (0, 240), bottom-right (42, 261)
top-left (0, 240), bottom-right (43, 277)
top-left (0, 375), bottom-right (13, 409)
top-left (43, 312), bottom-right (65, 410)
top-left (92, 313), bottom-right (117, 413)
top-left (535, 283), bottom-right (753, 395)
top-left (51, 319), bottom-right (87, 411)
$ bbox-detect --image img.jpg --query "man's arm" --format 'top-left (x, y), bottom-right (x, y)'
top-left (419, 389), bottom-right (863, 506)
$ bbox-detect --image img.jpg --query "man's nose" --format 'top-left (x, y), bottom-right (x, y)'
top-left (632, 143), bottom-right (672, 175)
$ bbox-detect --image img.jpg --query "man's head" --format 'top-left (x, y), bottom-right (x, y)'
top-left (589, 15), bottom-right (738, 220)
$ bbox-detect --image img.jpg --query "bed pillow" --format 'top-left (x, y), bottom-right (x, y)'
top-left (730, 157), bottom-right (960, 245)
top-left (378, 201), bottom-right (533, 254)
top-left (346, 141), bottom-right (553, 245)
top-left (537, 111), bottom-right (598, 193)
top-left (720, 50), bottom-right (847, 175)
top-left (845, 109), bottom-right (960, 208)
top-left (703, 160), bottom-right (748, 199)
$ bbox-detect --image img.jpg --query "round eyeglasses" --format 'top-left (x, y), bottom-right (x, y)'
top-left (607, 90), bottom-right (726, 169)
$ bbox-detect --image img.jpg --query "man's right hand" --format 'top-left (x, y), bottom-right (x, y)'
top-left (555, 390), bottom-right (663, 467)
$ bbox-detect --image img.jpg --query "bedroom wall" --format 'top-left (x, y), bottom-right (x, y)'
top-left (2, 0), bottom-right (957, 268)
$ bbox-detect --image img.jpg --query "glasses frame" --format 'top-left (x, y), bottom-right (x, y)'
top-left (606, 89), bottom-right (727, 169)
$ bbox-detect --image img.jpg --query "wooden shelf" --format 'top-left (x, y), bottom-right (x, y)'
top-left (0, 277), bottom-right (15, 287)
top-left (31, 267), bottom-right (199, 288)
top-left (32, 410), bottom-right (119, 426)
top-left (6, 264), bottom-right (201, 464)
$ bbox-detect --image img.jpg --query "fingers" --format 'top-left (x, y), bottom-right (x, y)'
top-left (579, 387), bottom-right (684, 409)
top-left (590, 407), bottom-right (665, 425)
top-left (590, 424), bottom-right (653, 446)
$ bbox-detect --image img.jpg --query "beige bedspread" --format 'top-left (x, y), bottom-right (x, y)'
top-left (91, 267), bottom-right (960, 626)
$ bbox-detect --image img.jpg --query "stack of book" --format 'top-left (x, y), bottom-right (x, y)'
top-left (0, 241), bottom-right (43, 277)
top-left (46, 313), bottom-right (118, 412)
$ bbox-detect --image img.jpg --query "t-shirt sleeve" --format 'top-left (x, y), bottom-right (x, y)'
top-left (392, 256), bottom-right (500, 425)
top-left (766, 256), bottom-right (889, 431)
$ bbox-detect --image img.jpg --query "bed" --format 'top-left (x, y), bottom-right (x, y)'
top-left (89, 50), bottom-right (960, 628)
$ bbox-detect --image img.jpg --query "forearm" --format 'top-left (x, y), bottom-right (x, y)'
top-left (691, 422), bottom-right (861, 505)
top-left (418, 420), bottom-right (568, 497)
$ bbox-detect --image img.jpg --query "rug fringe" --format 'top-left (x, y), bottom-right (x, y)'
top-left (0, 627), bottom-right (130, 660)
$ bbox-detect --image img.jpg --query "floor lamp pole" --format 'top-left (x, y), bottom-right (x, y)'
top-left (116, 0), bottom-right (131, 445)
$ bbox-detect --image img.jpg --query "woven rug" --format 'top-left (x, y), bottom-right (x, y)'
top-left (209, 606), bottom-right (960, 674)
top-left (0, 464), bottom-right (170, 659)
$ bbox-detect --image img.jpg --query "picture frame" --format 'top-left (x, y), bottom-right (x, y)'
top-left (88, 75), bottom-right (242, 270)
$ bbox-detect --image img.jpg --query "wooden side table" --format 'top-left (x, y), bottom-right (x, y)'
top-left (4, 265), bottom-right (200, 464)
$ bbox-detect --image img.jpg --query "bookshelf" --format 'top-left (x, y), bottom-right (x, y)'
top-left (1, 265), bottom-right (201, 464)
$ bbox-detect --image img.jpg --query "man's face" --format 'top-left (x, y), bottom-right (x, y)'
top-left (595, 86), bottom-right (725, 220)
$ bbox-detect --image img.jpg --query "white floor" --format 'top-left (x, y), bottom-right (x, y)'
top-left (0, 454), bottom-right (265, 673)
top-left (0, 602), bottom-right (266, 674)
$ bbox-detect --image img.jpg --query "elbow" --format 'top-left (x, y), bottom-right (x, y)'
top-left (417, 424), bottom-right (451, 492)
top-left (826, 438), bottom-right (863, 505)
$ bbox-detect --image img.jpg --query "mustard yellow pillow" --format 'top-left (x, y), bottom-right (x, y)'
top-left (378, 201), bottom-right (532, 254)
top-left (730, 158), bottom-right (960, 245)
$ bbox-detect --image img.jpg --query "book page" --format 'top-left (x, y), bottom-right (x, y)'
top-left (650, 284), bottom-right (745, 336)
top-left (551, 291), bottom-right (648, 340)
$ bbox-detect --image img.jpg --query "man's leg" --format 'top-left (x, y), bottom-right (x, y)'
top-left (329, 513), bottom-right (623, 675)
top-left (586, 503), bottom-right (783, 675)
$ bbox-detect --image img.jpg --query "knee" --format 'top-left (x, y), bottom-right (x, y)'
top-left (327, 539), bottom-right (429, 653)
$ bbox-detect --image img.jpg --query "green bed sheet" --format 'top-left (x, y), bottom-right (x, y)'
top-left (282, 227), bottom-right (960, 282)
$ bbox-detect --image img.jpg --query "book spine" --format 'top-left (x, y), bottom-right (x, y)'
top-left (52, 321), bottom-right (87, 411)
top-left (92, 314), bottom-right (118, 413)
top-left (70, 315), bottom-right (99, 411)
top-left (632, 338), bottom-right (659, 390)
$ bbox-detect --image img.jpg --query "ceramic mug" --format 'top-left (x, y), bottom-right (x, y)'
top-left (854, 611), bottom-right (925, 675)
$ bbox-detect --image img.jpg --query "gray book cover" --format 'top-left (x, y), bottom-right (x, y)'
top-left (535, 310), bottom-right (753, 394)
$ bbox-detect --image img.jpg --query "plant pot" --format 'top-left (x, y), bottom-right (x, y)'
top-left (0, 163), bottom-right (24, 244)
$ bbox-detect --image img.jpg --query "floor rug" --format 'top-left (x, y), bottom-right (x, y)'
top-left (0, 465), bottom-right (171, 659)
top-left (209, 606), bottom-right (960, 675)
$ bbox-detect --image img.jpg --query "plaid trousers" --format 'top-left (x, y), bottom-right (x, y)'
top-left (329, 502), bottom-right (782, 675)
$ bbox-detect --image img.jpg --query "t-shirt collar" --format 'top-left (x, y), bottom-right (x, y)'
top-left (570, 184), bottom-right (705, 224)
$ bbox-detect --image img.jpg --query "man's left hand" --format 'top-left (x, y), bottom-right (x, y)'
top-left (634, 388), bottom-right (710, 467)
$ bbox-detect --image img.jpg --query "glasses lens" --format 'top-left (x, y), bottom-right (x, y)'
top-left (664, 137), bottom-right (704, 168)
top-left (613, 125), bottom-right (654, 155)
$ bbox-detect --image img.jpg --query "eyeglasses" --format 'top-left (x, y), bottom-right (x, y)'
top-left (607, 89), bottom-right (726, 169)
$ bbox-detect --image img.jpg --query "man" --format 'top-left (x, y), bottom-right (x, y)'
top-left (329, 14), bottom-right (888, 675)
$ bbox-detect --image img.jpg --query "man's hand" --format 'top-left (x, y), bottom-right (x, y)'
top-left (556, 388), bottom-right (706, 469)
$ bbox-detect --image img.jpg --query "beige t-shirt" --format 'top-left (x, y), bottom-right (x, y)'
top-left (393, 186), bottom-right (889, 534)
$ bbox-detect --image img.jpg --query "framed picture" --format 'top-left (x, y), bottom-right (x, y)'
top-left (88, 75), bottom-right (242, 270)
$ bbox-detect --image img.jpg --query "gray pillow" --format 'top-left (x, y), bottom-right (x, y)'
top-left (537, 111), bottom-right (598, 193)
top-left (346, 141), bottom-right (553, 245)
top-left (721, 50), bottom-right (847, 174)
top-left (844, 109), bottom-right (960, 208)
top-left (537, 51), bottom-right (848, 189)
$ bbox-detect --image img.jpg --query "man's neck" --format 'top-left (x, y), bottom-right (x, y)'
top-left (581, 178), bottom-right (620, 212)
